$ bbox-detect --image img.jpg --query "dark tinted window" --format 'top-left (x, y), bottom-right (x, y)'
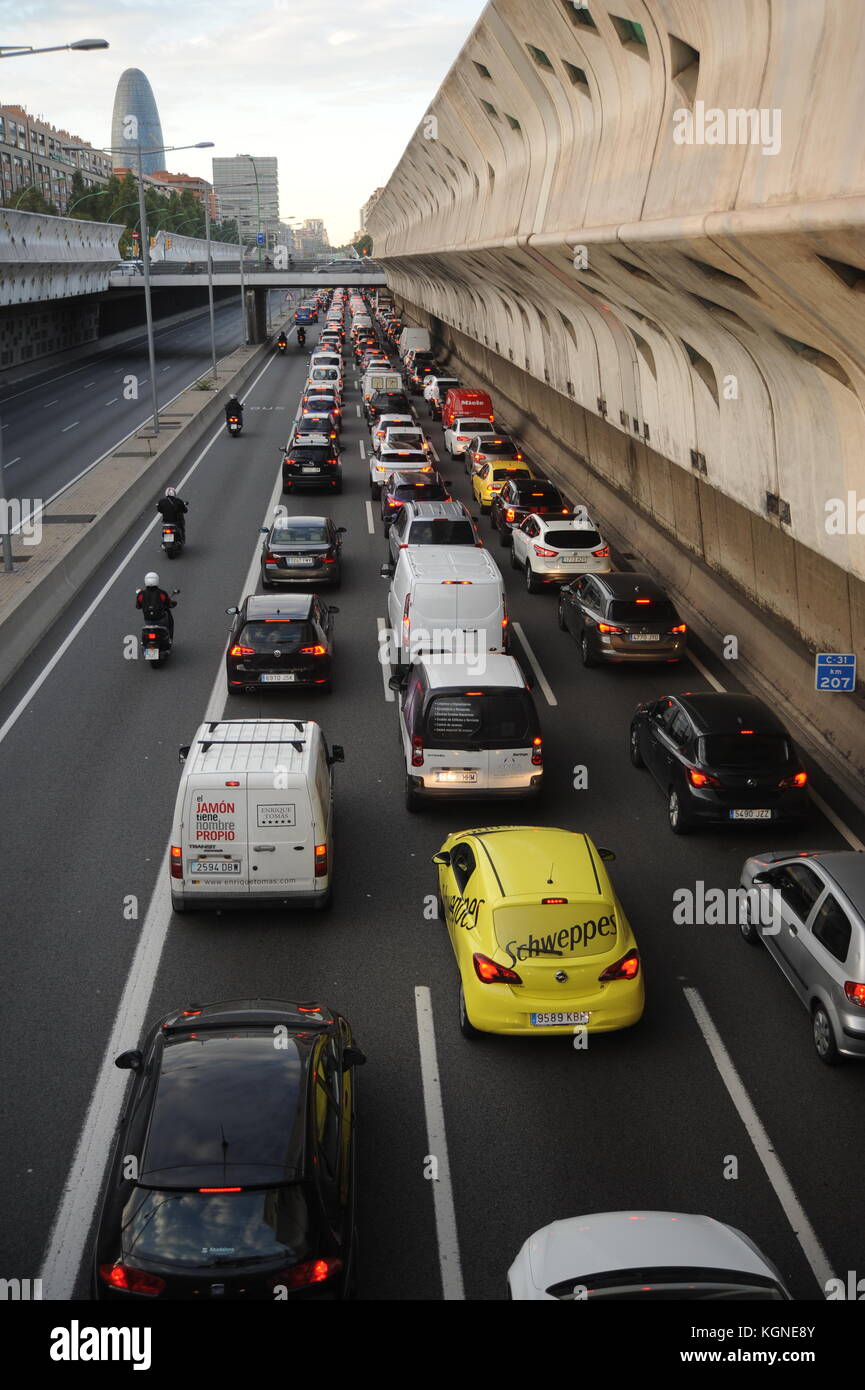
top-left (271, 523), bottom-right (330, 544)
top-left (424, 692), bottom-right (536, 747)
top-left (450, 842), bottom-right (477, 894)
top-left (773, 863), bottom-right (824, 923)
top-left (514, 484), bottom-right (559, 501)
top-left (287, 447), bottom-right (335, 464)
top-left (545, 530), bottom-right (598, 548)
top-left (394, 483), bottom-right (447, 501)
top-left (408, 519), bottom-right (475, 545)
top-left (122, 1187), bottom-right (311, 1267)
top-left (492, 467), bottom-right (532, 481)
top-left (298, 416), bottom-right (332, 433)
top-left (241, 621), bottom-right (316, 650)
top-left (387, 431), bottom-right (423, 447)
top-left (811, 894), bottom-right (852, 963)
top-left (701, 734), bottom-right (790, 767)
top-left (481, 441), bottom-right (521, 456)
top-left (372, 392), bottom-right (410, 410)
top-left (609, 598), bottom-right (678, 624)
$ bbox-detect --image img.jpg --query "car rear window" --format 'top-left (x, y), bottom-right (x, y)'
top-left (608, 598), bottom-right (678, 623)
top-left (394, 483), bottom-right (446, 501)
top-left (459, 420), bottom-right (490, 434)
top-left (700, 734), bottom-right (791, 767)
top-left (545, 529), bottom-right (601, 549)
top-left (298, 416), bottom-right (331, 432)
top-left (122, 1186), bottom-right (312, 1267)
top-left (241, 621), bottom-right (316, 650)
top-left (493, 467), bottom-right (532, 481)
top-left (287, 447), bottom-right (334, 464)
top-left (271, 522), bottom-right (329, 544)
top-left (373, 392), bottom-right (410, 410)
top-left (514, 484), bottom-right (559, 501)
top-left (482, 441), bottom-right (520, 456)
top-left (408, 519), bottom-right (475, 546)
top-left (424, 691), bottom-right (535, 747)
top-left (386, 431), bottom-right (423, 447)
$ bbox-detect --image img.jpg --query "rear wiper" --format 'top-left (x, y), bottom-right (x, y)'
top-left (525, 947), bottom-right (563, 957)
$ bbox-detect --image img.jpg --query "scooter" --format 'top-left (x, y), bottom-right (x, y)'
top-left (277, 339), bottom-right (288, 354)
top-left (141, 591), bottom-right (179, 669)
top-left (297, 329), bottom-right (307, 348)
top-left (227, 414), bottom-right (243, 437)
top-left (161, 523), bottom-right (184, 559)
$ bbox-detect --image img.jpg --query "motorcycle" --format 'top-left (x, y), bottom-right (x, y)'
top-left (227, 414), bottom-right (243, 437)
top-left (161, 522), bottom-right (184, 559)
top-left (297, 329), bottom-right (306, 347)
top-left (141, 591), bottom-right (179, 669)
top-left (277, 339), bottom-right (287, 354)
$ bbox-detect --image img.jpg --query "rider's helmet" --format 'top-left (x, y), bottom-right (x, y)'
top-left (144, 572), bottom-right (159, 588)
top-left (164, 486), bottom-right (176, 498)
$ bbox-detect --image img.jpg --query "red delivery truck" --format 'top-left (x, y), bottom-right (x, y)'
top-left (442, 387), bottom-right (494, 430)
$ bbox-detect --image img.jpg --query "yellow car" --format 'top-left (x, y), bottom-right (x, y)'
top-left (433, 826), bottom-right (644, 1038)
top-left (471, 461), bottom-right (538, 513)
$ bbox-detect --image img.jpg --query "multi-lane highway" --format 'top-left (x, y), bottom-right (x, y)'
top-left (1, 306), bottom-right (863, 1303)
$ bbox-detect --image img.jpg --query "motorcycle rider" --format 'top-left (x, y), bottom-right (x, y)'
top-left (225, 394), bottom-right (244, 427)
top-left (277, 330), bottom-right (288, 350)
top-left (297, 326), bottom-right (306, 346)
top-left (156, 486), bottom-right (188, 543)
top-left (136, 571), bottom-right (177, 641)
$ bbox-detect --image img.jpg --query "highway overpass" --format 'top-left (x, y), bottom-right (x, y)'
top-left (368, 0), bottom-right (865, 788)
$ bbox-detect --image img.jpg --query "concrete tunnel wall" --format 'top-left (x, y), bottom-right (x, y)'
top-left (368, 0), bottom-right (865, 684)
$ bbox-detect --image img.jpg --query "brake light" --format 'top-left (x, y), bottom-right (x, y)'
top-left (542, 898), bottom-right (568, 905)
top-left (502, 593), bottom-right (509, 634)
top-left (271, 1258), bottom-right (343, 1290)
top-left (687, 768), bottom-right (721, 788)
top-left (170, 845), bottom-right (183, 880)
top-left (199, 1187), bottom-right (242, 1193)
top-left (598, 950), bottom-right (640, 982)
top-left (533, 545), bottom-right (556, 557)
top-left (669, 624), bottom-right (687, 634)
top-left (321, 553), bottom-right (336, 563)
top-left (844, 981), bottom-right (865, 1007)
top-left (145, 631), bottom-right (158, 641)
top-left (98, 1264), bottom-right (166, 1296)
top-left (314, 843), bottom-right (328, 878)
top-left (597, 622), bottom-right (623, 634)
top-left (230, 645), bottom-right (255, 657)
top-left (779, 771), bottom-right (808, 789)
top-left (264, 551), bottom-right (278, 564)
top-left (300, 644), bottom-right (327, 656)
top-left (531, 736), bottom-right (543, 766)
top-left (505, 509), bottom-right (516, 522)
top-left (411, 735), bottom-right (424, 767)
top-left (402, 594), bottom-right (411, 640)
top-left (473, 953), bottom-right (523, 985)
top-left (593, 545), bottom-right (610, 558)
top-left (456, 435), bottom-right (468, 441)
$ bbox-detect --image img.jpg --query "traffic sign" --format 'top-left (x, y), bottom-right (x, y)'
top-left (815, 653), bottom-right (856, 691)
top-left (257, 232), bottom-right (265, 245)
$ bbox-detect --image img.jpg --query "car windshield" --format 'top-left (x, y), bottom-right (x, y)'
top-left (241, 621), bottom-right (317, 649)
top-left (424, 692), bottom-right (535, 748)
top-left (700, 734), bottom-right (791, 767)
top-left (608, 598), bottom-right (678, 623)
top-left (408, 519), bottom-right (475, 545)
top-left (121, 1186), bottom-right (312, 1268)
top-left (545, 529), bottom-right (601, 549)
top-left (271, 523), bottom-right (330, 544)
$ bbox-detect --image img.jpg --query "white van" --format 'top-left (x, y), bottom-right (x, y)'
top-left (398, 328), bottom-right (431, 359)
top-left (389, 655), bottom-right (543, 810)
top-left (383, 547), bottom-right (507, 668)
top-left (169, 720), bottom-right (344, 913)
top-left (362, 368), bottom-right (403, 404)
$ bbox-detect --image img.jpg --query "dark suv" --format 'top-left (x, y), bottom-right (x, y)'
top-left (95, 1000), bottom-right (364, 1300)
top-left (365, 389), bottom-right (412, 423)
top-left (282, 441), bottom-right (342, 493)
top-left (490, 477), bottom-right (568, 543)
top-left (559, 572), bottom-right (687, 665)
top-left (226, 592), bottom-right (338, 693)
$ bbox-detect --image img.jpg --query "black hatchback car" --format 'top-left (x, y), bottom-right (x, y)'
top-left (282, 440), bottom-right (342, 494)
top-left (226, 593), bottom-right (338, 694)
top-left (365, 389), bottom-right (411, 423)
top-left (490, 477), bottom-right (569, 543)
top-left (559, 572), bottom-right (688, 665)
top-left (380, 469), bottom-right (452, 525)
top-left (629, 692), bottom-right (810, 834)
top-left (95, 999), bottom-right (365, 1301)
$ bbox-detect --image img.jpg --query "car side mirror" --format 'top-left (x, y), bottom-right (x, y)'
top-left (337, 526), bottom-right (347, 534)
top-left (380, 563), bottom-right (394, 579)
top-left (225, 606), bottom-right (239, 615)
top-left (343, 1045), bottom-right (366, 1069)
top-left (751, 871), bottom-right (770, 886)
top-left (388, 673), bottom-right (407, 693)
top-left (178, 744), bottom-right (190, 765)
top-left (328, 744), bottom-right (345, 765)
top-left (115, 1049), bottom-right (143, 1072)
top-left (596, 847), bottom-right (616, 862)
top-left (260, 527), bottom-right (269, 534)
top-left (432, 851), bottom-right (451, 867)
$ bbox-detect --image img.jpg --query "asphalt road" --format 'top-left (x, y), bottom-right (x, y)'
top-left (0, 307), bottom-right (863, 1303)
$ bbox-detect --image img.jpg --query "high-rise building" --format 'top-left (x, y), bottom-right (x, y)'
top-left (150, 170), bottom-right (218, 220)
top-left (110, 69), bottom-right (165, 175)
top-left (293, 218), bottom-right (331, 256)
top-left (0, 104), bottom-right (112, 213)
top-left (359, 187), bottom-right (383, 233)
top-left (212, 155), bottom-right (279, 248)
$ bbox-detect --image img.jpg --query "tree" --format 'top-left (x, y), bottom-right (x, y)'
top-left (353, 234), bottom-right (373, 258)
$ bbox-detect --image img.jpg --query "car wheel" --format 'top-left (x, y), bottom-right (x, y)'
top-left (405, 774), bottom-right (419, 812)
top-left (370, 482), bottom-right (380, 500)
top-left (226, 685), bottom-right (244, 697)
top-left (525, 562), bottom-right (542, 594)
top-left (812, 1005), bottom-right (841, 1065)
top-left (510, 544), bottom-right (520, 570)
top-left (261, 575), bottom-right (275, 590)
top-left (313, 887), bottom-right (333, 911)
top-left (459, 983), bottom-right (480, 1040)
top-left (668, 787), bottom-right (692, 835)
top-left (629, 725), bottom-right (645, 768)
top-left (557, 596), bottom-right (567, 631)
top-left (738, 900), bottom-right (762, 945)
top-left (499, 525), bottom-right (512, 548)
top-left (579, 631), bottom-right (597, 667)
top-left (171, 896), bottom-right (186, 914)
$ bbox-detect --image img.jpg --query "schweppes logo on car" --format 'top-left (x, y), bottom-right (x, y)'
top-left (504, 911), bottom-right (617, 966)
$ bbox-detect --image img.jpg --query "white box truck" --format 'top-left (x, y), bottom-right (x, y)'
top-left (398, 328), bottom-right (431, 359)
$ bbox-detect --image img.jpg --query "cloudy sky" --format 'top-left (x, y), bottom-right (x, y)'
top-left (4, 0), bottom-right (488, 242)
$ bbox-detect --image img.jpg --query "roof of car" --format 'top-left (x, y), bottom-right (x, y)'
top-left (676, 692), bottom-right (785, 735)
top-left (461, 827), bottom-right (608, 901)
top-left (386, 471), bottom-right (445, 490)
top-left (809, 852), bottom-right (865, 901)
top-left (245, 593), bottom-right (315, 618)
top-left (594, 572), bottom-right (665, 598)
top-left (403, 501), bottom-right (469, 522)
top-left (420, 653), bottom-right (527, 691)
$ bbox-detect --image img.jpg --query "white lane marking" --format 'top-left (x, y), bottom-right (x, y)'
top-left (355, 404), bottom-right (361, 418)
top-left (4, 457), bottom-right (21, 469)
top-left (0, 352), bottom-right (279, 751)
top-left (376, 617), bottom-right (394, 701)
top-left (365, 501), bottom-right (376, 535)
top-left (162, 366), bottom-right (171, 373)
top-left (513, 621), bottom-right (557, 706)
top-left (684, 652), bottom-right (863, 850)
top-left (104, 398), bottom-right (118, 406)
top-left (36, 362), bottom-right (285, 1299)
top-left (358, 439), bottom-right (366, 460)
top-left (60, 422), bottom-right (79, 433)
top-left (683, 986), bottom-right (834, 1293)
top-left (43, 399), bottom-right (59, 408)
top-left (83, 382), bottom-right (94, 389)
top-left (414, 986), bottom-right (465, 1301)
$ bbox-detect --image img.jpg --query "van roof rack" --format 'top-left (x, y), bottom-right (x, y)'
top-left (198, 738), bottom-right (305, 753)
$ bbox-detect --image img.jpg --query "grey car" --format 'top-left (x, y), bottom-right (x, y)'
top-left (260, 514), bottom-right (346, 589)
top-left (559, 572), bottom-right (687, 666)
top-left (739, 849), bottom-right (865, 1064)
top-left (385, 499), bottom-right (481, 564)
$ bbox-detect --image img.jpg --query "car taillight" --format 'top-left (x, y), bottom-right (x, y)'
top-left (844, 981), bottom-right (865, 1007)
top-left (170, 844), bottom-right (183, 880)
top-left (270, 1257), bottom-right (343, 1290)
top-left (779, 771), bottom-right (808, 789)
top-left (264, 550), bottom-right (278, 563)
top-left (531, 736), bottom-right (543, 766)
top-left (669, 624), bottom-right (687, 634)
top-left (456, 435), bottom-right (468, 441)
top-left (314, 843), bottom-right (328, 878)
top-left (593, 545), bottom-right (610, 557)
top-left (230, 645), bottom-right (255, 657)
top-left (145, 631), bottom-right (158, 641)
top-left (98, 1263), bottom-right (165, 1296)
top-left (321, 552), bottom-right (336, 563)
top-left (473, 953), bottom-right (522, 985)
top-left (411, 735), bottom-right (424, 767)
top-left (688, 768), bottom-right (721, 788)
top-left (598, 950), bottom-right (640, 982)
top-left (502, 593), bottom-right (509, 634)
top-left (596, 622), bottom-right (623, 634)
top-left (533, 544), bottom-right (557, 557)
top-left (505, 509), bottom-right (516, 522)
top-left (300, 644), bottom-right (327, 656)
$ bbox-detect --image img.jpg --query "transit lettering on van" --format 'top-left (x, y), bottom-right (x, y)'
top-left (504, 913), bottom-right (618, 965)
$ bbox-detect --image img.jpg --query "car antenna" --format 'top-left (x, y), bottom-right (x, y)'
top-left (547, 863), bottom-right (555, 884)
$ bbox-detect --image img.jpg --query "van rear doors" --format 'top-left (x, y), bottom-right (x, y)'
top-left (247, 777), bottom-right (316, 894)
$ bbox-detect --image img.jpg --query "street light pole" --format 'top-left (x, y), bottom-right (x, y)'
top-left (136, 144), bottom-right (160, 435)
top-left (238, 236), bottom-right (248, 345)
top-left (204, 198), bottom-right (217, 382)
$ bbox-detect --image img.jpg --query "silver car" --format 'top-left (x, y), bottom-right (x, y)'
top-left (739, 849), bottom-right (865, 1063)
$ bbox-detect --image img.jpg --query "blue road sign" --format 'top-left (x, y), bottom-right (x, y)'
top-left (815, 653), bottom-right (856, 691)
top-left (257, 232), bottom-right (265, 245)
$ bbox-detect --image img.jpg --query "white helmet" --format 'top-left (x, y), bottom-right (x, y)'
top-left (164, 486), bottom-right (176, 497)
top-left (145, 572), bottom-right (160, 587)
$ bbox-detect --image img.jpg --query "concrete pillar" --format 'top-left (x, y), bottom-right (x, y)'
top-left (245, 288), bottom-right (268, 344)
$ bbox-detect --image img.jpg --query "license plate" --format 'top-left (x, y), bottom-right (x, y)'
top-left (282, 556), bottom-right (314, 566)
top-left (190, 861), bottom-right (241, 874)
top-left (144, 647), bottom-right (160, 660)
top-left (436, 770), bottom-right (479, 784)
top-left (301, 466), bottom-right (320, 474)
top-left (162, 529), bottom-right (174, 542)
top-left (730, 809), bottom-right (772, 820)
top-left (557, 553), bottom-right (579, 563)
top-left (629, 633), bottom-right (661, 642)
top-left (261, 673), bottom-right (297, 682)
top-left (530, 1011), bottom-right (591, 1027)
